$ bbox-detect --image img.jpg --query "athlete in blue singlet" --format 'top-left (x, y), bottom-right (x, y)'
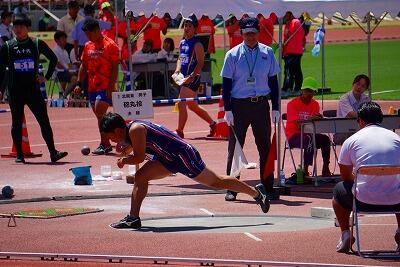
top-left (100, 112), bottom-right (271, 229)
top-left (173, 16), bottom-right (216, 139)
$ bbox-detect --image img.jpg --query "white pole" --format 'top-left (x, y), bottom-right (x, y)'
top-left (277, 16), bottom-right (283, 183)
top-left (126, 11), bottom-right (134, 91)
top-left (114, 0), bottom-right (118, 43)
top-left (366, 13), bottom-right (372, 98)
top-left (321, 12), bottom-right (325, 111)
top-left (223, 19), bottom-right (226, 55)
top-left (31, 0), bottom-right (60, 22)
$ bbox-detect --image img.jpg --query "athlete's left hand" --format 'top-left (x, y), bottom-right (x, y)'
top-left (117, 157), bottom-right (125, 168)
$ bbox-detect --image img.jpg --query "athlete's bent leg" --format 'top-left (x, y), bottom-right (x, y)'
top-left (177, 86), bottom-right (193, 133)
top-left (93, 100), bottom-right (111, 147)
top-left (130, 160), bottom-right (171, 217)
top-left (193, 167), bottom-right (257, 198)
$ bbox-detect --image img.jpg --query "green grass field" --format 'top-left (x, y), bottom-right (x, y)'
top-left (45, 40), bottom-right (400, 100)
top-left (211, 40), bottom-right (400, 100)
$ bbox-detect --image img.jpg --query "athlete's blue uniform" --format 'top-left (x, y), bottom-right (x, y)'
top-left (179, 36), bottom-right (201, 91)
top-left (127, 120), bottom-right (205, 178)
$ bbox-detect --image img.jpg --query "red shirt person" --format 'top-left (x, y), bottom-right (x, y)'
top-left (226, 16), bottom-right (242, 49)
top-left (137, 14), bottom-right (167, 53)
top-left (258, 13), bottom-right (277, 46)
top-left (99, 2), bottom-right (117, 41)
top-left (196, 14), bottom-right (215, 54)
top-left (74, 18), bottom-right (120, 155)
top-left (281, 11), bottom-right (305, 96)
top-left (118, 19), bottom-right (138, 62)
top-left (285, 77), bottom-right (331, 176)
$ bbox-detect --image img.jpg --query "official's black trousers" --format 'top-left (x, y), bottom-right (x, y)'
top-left (9, 87), bottom-right (56, 156)
top-left (226, 96), bottom-right (273, 191)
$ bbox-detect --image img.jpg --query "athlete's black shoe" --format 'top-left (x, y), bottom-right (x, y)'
top-left (50, 150), bottom-right (68, 163)
top-left (92, 144), bottom-right (112, 155)
top-left (111, 215), bottom-right (141, 229)
top-left (254, 183), bottom-right (270, 213)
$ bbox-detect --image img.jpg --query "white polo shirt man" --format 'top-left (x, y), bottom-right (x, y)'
top-left (339, 124), bottom-right (400, 205)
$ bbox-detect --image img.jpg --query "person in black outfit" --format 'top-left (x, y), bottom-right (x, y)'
top-left (0, 14), bottom-right (68, 163)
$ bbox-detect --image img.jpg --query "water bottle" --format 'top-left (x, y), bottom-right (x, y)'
top-left (279, 170), bottom-right (286, 186)
top-left (312, 27), bottom-right (325, 57)
top-left (296, 165), bottom-right (304, 184)
top-left (311, 44), bottom-right (320, 57)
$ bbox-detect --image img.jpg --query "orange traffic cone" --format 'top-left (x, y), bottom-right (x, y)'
top-left (206, 89), bottom-right (229, 140)
top-left (1, 115), bottom-right (42, 158)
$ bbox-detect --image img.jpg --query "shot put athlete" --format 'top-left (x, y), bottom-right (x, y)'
top-left (100, 112), bottom-right (271, 229)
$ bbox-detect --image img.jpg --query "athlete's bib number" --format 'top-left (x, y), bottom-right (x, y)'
top-left (180, 54), bottom-right (189, 64)
top-left (14, 58), bottom-right (34, 73)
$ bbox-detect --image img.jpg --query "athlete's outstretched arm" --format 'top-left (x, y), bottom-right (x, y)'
top-left (38, 39), bottom-right (57, 80)
top-left (117, 124), bottom-right (147, 168)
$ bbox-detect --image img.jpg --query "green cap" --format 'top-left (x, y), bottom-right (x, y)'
top-left (101, 1), bottom-right (111, 10)
top-left (301, 77), bottom-right (318, 92)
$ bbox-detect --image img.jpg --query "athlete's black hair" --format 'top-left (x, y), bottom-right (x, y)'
top-left (82, 18), bottom-right (100, 32)
top-left (357, 101), bottom-right (383, 125)
top-left (100, 112), bottom-right (127, 133)
top-left (54, 30), bottom-right (67, 41)
top-left (13, 14), bottom-right (31, 27)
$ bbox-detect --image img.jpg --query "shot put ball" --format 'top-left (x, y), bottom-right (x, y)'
top-left (81, 146), bottom-right (90, 155)
top-left (2, 185), bottom-right (14, 199)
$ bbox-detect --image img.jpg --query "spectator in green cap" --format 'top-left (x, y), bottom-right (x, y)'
top-left (284, 77), bottom-right (332, 176)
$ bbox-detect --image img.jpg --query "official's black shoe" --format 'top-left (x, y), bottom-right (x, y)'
top-left (50, 150), bottom-right (68, 163)
top-left (254, 183), bottom-right (270, 213)
top-left (225, 190), bottom-right (237, 201)
top-left (15, 155), bottom-right (25, 163)
top-left (111, 215), bottom-right (141, 229)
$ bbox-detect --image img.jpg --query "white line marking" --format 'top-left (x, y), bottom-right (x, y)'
top-left (360, 223), bottom-right (398, 226)
top-left (0, 118), bottom-right (94, 127)
top-left (371, 89), bottom-right (400, 95)
top-left (0, 139), bottom-right (100, 150)
top-left (0, 128), bottom-right (216, 151)
top-left (199, 208), bottom-right (214, 216)
top-left (244, 232), bottom-right (262, 241)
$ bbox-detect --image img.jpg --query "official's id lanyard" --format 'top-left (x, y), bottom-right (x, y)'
top-left (244, 45), bottom-right (259, 85)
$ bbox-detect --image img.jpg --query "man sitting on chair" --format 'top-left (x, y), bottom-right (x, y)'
top-left (333, 102), bottom-right (400, 253)
top-left (285, 76), bottom-right (331, 177)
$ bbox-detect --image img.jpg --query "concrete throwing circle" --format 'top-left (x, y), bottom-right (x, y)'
top-left (120, 215), bottom-right (333, 233)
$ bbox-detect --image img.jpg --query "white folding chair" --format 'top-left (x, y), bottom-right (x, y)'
top-left (351, 164), bottom-right (400, 258)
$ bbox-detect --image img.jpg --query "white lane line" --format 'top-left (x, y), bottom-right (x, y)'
top-left (0, 117), bottom-right (94, 127)
top-left (0, 129), bottom-right (214, 151)
top-left (199, 208), bottom-right (214, 217)
top-left (0, 139), bottom-right (100, 150)
top-left (371, 89), bottom-right (399, 95)
top-left (360, 223), bottom-right (398, 226)
top-left (244, 232), bottom-right (262, 242)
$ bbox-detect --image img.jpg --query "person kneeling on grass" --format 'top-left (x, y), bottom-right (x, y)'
top-left (100, 112), bottom-right (271, 229)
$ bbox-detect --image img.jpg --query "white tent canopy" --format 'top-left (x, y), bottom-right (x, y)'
top-left (125, 0), bottom-right (399, 18)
